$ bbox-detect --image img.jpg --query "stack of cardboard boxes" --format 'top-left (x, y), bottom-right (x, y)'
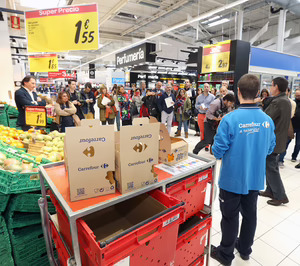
top-left (64, 117), bottom-right (189, 202)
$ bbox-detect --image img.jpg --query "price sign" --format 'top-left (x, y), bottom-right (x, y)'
top-left (202, 40), bottom-right (231, 73)
top-left (25, 106), bottom-right (47, 127)
top-left (29, 54), bottom-right (58, 72)
top-left (25, 4), bottom-right (99, 52)
top-left (48, 70), bottom-right (77, 79)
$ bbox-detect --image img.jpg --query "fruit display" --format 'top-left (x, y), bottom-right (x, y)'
top-left (0, 126), bottom-right (64, 163)
top-left (0, 152), bottom-right (39, 173)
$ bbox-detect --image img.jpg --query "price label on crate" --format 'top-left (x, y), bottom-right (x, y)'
top-left (29, 54), bottom-right (58, 72)
top-left (202, 40), bottom-right (231, 73)
top-left (25, 4), bottom-right (99, 52)
top-left (25, 106), bottom-right (47, 127)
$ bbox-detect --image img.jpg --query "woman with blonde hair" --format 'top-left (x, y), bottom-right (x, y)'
top-left (54, 91), bottom-right (77, 132)
top-left (175, 89), bottom-right (191, 138)
top-left (97, 84), bottom-right (116, 125)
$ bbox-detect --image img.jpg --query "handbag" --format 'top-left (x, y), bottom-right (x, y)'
top-left (130, 102), bottom-right (139, 117)
top-left (72, 114), bottom-right (81, 126)
top-left (106, 106), bottom-right (114, 118)
top-left (184, 109), bottom-right (192, 120)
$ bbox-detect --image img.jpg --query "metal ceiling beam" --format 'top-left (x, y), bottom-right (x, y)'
top-left (99, 0), bottom-right (129, 26)
top-left (258, 28), bottom-right (291, 48)
top-left (250, 21), bottom-right (269, 44)
top-left (72, 0), bottom-right (250, 69)
top-left (162, 25), bottom-right (195, 45)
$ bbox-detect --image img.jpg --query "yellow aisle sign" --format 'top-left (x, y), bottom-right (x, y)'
top-left (25, 4), bottom-right (99, 52)
top-left (29, 54), bottom-right (58, 72)
top-left (25, 106), bottom-right (47, 127)
top-left (202, 40), bottom-right (231, 73)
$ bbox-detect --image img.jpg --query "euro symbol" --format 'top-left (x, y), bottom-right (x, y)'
top-left (83, 146), bottom-right (95, 157)
top-left (133, 143), bottom-right (148, 152)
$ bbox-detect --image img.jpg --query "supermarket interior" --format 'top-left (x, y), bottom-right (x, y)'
top-left (0, 0), bottom-right (300, 266)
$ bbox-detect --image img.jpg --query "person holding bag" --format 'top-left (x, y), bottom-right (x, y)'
top-left (97, 85), bottom-right (116, 125)
top-left (54, 92), bottom-right (79, 132)
top-left (174, 89), bottom-right (191, 138)
top-left (117, 85), bottom-right (132, 126)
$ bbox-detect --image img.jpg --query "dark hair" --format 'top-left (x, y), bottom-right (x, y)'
top-left (68, 79), bottom-right (76, 85)
top-left (134, 88), bottom-right (141, 93)
top-left (21, 75), bottom-right (35, 86)
top-left (85, 82), bottom-right (92, 89)
top-left (117, 85), bottom-right (124, 95)
top-left (223, 93), bottom-right (236, 103)
top-left (237, 74), bottom-right (260, 100)
top-left (273, 77), bottom-right (288, 93)
top-left (260, 89), bottom-right (269, 98)
top-left (57, 91), bottom-right (70, 105)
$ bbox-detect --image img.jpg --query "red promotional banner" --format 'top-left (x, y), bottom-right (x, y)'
top-left (48, 70), bottom-right (77, 79)
top-left (11, 16), bottom-right (21, 30)
top-left (39, 78), bottom-right (48, 82)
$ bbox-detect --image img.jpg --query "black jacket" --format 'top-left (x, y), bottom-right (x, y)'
top-left (142, 95), bottom-right (159, 117)
top-left (78, 89), bottom-right (96, 115)
top-left (292, 99), bottom-right (300, 130)
top-left (265, 93), bottom-right (291, 154)
top-left (15, 87), bottom-right (46, 126)
top-left (69, 90), bottom-right (84, 120)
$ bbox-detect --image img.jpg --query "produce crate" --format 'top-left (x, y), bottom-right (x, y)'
top-left (0, 216), bottom-right (14, 266)
top-left (0, 194), bottom-right (10, 213)
top-left (5, 193), bottom-right (56, 229)
top-left (0, 141), bottom-right (27, 153)
top-left (0, 112), bottom-right (9, 127)
top-left (175, 214), bottom-right (212, 266)
top-left (9, 224), bottom-right (55, 266)
top-left (50, 189), bottom-right (185, 266)
top-left (0, 150), bottom-right (49, 194)
top-left (166, 169), bottom-right (212, 221)
top-left (5, 105), bottom-right (19, 117)
top-left (8, 118), bottom-right (18, 129)
top-left (50, 219), bottom-right (70, 266)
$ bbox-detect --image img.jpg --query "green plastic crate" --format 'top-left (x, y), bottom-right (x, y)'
top-left (0, 250), bottom-right (14, 266)
top-left (7, 193), bottom-right (56, 213)
top-left (6, 212), bottom-right (43, 229)
top-left (0, 194), bottom-right (10, 213)
top-left (0, 215), bottom-right (12, 254)
top-left (0, 113), bottom-right (9, 127)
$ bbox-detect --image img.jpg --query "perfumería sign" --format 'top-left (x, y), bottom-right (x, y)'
top-left (115, 43), bottom-right (156, 68)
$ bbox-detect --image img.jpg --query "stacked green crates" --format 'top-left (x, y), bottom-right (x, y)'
top-left (6, 193), bottom-right (56, 266)
top-left (0, 216), bottom-right (14, 266)
top-left (0, 105), bottom-right (9, 127)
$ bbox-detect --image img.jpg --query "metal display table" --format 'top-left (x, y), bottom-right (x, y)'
top-left (39, 153), bottom-right (216, 266)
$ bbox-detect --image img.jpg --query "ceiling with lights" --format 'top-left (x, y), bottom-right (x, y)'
top-left (5, 0), bottom-right (300, 71)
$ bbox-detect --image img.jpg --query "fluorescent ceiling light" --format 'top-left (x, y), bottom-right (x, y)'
top-left (202, 15), bottom-right (221, 24)
top-left (20, 0), bottom-right (66, 9)
top-left (64, 55), bottom-right (82, 61)
top-left (207, 18), bottom-right (230, 27)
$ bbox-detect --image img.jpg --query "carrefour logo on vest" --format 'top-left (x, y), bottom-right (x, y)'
top-left (262, 121), bottom-right (270, 128)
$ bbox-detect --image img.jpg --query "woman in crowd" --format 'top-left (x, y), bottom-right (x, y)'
top-left (68, 79), bottom-right (84, 120)
top-left (174, 89), bottom-right (191, 138)
top-left (211, 87), bottom-right (217, 97)
top-left (141, 89), bottom-right (159, 118)
top-left (131, 88), bottom-right (143, 119)
top-left (97, 85), bottom-right (116, 125)
top-left (193, 87), bottom-right (202, 137)
top-left (79, 82), bottom-right (96, 119)
top-left (255, 88), bottom-right (270, 109)
top-left (54, 92), bottom-right (77, 132)
top-left (117, 85), bottom-right (132, 126)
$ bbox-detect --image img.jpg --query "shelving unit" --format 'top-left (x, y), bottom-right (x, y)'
top-left (38, 154), bottom-right (216, 266)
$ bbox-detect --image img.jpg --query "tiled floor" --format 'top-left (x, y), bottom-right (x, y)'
top-left (170, 126), bottom-right (300, 266)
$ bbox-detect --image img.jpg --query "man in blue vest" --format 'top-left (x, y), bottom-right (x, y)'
top-left (210, 74), bottom-right (276, 266)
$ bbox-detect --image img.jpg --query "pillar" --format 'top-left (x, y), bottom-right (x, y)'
top-left (277, 9), bottom-right (287, 52)
top-left (0, 0), bottom-right (16, 103)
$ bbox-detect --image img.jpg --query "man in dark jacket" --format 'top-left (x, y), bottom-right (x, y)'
top-left (260, 77), bottom-right (291, 206)
top-left (157, 84), bottom-right (176, 133)
top-left (141, 89), bottom-right (159, 118)
top-left (15, 76), bottom-right (46, 131)
top-left (293, 89), bottom-right (300, 168)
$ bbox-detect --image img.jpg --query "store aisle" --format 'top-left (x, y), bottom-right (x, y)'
top-left (170, 127), bottom-right (300, 266)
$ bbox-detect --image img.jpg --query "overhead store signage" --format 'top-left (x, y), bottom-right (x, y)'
top-left (115, 42), bottom-right (156, 68)
top-left (25, 106), bottom-right (47, 127)
top-left (29, 54), bottom-right (58, 72)
top-left (112, 78), bottom-right (125, 85)
top-left (11, 16), bottom-right (21, 29)
top-left (202, 40), bottom-right (231, 73)
top-left (25, 4), bottom-right (99, 52)
top-left (48, 70), bottom-right (77, 79)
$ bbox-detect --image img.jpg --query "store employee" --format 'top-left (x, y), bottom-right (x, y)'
top-left (15, 75), bottom-right (46, 131)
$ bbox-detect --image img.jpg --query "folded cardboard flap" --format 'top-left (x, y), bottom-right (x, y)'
top-left (80, 119), bottom-right (101, 127)
top-left (82, 194), bottom-right (167, 243)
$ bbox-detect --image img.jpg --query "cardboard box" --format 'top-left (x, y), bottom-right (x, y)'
top-left (82, 193), bottom-right (167, 243)
top-left (158, 123), bottom-right (188, 166)
top-left (80, 119), bottom-right (101, 127)
top-left (65, 125), bottom-right (115, 201)
top-left (115, 118), bottom-right (160, 194)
